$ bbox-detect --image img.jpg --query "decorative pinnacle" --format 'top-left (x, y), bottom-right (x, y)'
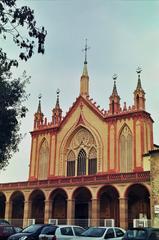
top-left (56, 88), bottom-right (60, 107)
top-left (37, 93), bottom-right (42, 113)
top-left (112, 73), bottom-right (118, 96)
top-left (136, 66), bottom-right (142, 90)
top-left (82, 38), bottom-right (90, 64)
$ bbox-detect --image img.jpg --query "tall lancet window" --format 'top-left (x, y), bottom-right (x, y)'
top-left (119, 125), bottom-right (133, 173)
top-left (88, 147), bottom-right (97, 174)
top-left (38, 139), bottom-right (49, 180)
top-left (67, 151), bottom-right (75, 176)
top-left (77, 149), bottom-right (86, 176)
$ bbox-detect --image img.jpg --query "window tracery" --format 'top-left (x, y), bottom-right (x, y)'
top-left (66, 127), bottom-right (97, 176)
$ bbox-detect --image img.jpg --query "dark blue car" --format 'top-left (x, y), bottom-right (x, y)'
top-left (122, 228), bottom-right (159, 240)
top-left (8, 224), bottom-right (52, 240)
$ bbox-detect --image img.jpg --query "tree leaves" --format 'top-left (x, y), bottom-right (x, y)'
top-left (0, 0), bottom-right (47, 169)
top-left (0, 0), bottom-right (47, 61)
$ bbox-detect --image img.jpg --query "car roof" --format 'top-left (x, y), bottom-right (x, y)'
top-left (42, 225), bottom-right (84, 228)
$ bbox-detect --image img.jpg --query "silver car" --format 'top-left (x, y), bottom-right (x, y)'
top-left (39, 225), bottom-right (85, 240)
top-left (80, 227), bottom-right (125, 240)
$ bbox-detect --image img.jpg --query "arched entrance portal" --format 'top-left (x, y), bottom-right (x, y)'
top-left (10, 191), bottom-right (24, 227)
top-left (73, 187), bottom-right (92, 227)
top-left (126, 184), bottom-right (150, 227)
top-left (50, 189), bottom-right (67, 224)
top-left (0, 193), bottom-right (6, 219)
top-left (29, 190), bottom-right (45, 224)
top-left (98, 186), bottom-right (119, 226)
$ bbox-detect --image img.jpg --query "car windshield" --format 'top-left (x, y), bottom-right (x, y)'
top-left (22, 224), bottom-right (42, 233)
top-left (81, 227), bottom-right (106, 237)
top-left (126, 229), bottom-right (147, 239)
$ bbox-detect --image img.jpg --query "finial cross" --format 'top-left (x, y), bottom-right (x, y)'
top-left (82, 38), bottom-right (90, 64)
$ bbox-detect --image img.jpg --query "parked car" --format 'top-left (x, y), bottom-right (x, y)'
top-left (8, 224), bottom-right (52, 240)
top-left (0, 219), bottom-right (10, 225)
top-left (39, 225), bottom-right (85, 240)
top-left (80, 226), bottom-right (125, 240)
top-left (122, 227), bottom-right (159, 240)
top-left (0, 224), bottom-right (20, 240)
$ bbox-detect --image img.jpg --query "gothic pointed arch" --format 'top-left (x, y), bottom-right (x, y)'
top-left (88, 147), bottom-right (97, 174)
top-left (67, 150), bottom-right (75, 176)
top-left (119, 124), bottom-right (133, 173)
top-left (38, 138), bottom-right (49, 180)
top-left (63, 126), bottom-right (99, 176)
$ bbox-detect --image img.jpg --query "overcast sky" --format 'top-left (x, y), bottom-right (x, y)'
top-left (0, 0), bottom-right (159, 183)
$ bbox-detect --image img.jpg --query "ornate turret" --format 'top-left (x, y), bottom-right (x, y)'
top-left (52, 89), bottom-right (62, 125)
top-left (109, 74), bottom-right (121, 114)
top-left (34, 94), bottom-right (44, 128)
top-left (80, 39), bottom-right (89, 97)
top-left (134, 67), bottom-right (145, 110)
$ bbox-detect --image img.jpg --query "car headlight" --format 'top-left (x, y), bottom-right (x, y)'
top-left (19, 236), bottom-right (28, 240)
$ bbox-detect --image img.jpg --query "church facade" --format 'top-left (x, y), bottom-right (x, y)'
top-left (0, 57), bottom-right (159, 229)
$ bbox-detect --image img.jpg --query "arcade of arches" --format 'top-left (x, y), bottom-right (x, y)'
top-left (0, 183), bottom-right (150, 228)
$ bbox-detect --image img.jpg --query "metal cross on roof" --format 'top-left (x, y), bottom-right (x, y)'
top-left (82, 38), bottom-right (90, 64)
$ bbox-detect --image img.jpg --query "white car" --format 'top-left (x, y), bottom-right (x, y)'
top-left (80, 226), bottom-right (125, 240)
top-left (39, 225), bottom-right (85, 240)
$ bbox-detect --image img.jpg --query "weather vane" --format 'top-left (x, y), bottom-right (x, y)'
top-left (38, 93), bottom-right (42, 100)
top-left (56, 88), bottom-right (60, 96)
top-left (82, 38), bottom-right (90, 64)
top-left (136, 66), bottom-right (142, 74)
top-left (112, 73), bottom-right (118, 81)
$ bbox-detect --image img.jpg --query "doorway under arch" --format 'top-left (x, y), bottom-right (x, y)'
top-left (29, 189), bottom-right (45, 224)
top-left (50, 188), bottom-right (67, 224)
top-left (126, 184), bottom-right (150, 227)
top-left (73, 187), bottom-right (92, 227)
top-left (98, 186), bottom-right (119, 226)
top-left (10, 191), bottom-right (24, 227)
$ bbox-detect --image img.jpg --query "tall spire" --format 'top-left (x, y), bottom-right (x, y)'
top-left (136, 66), bottom-right (143, 90)
top-left (34, 94), bottom-right (44, 128)
top-left (112, 74), bottom-right (118, 96)
top-left (134, 66), bottom-right (145, 110)
top-left (80, 39), bottom-right (90, 96)
top-left (109, 74), bottom-right (120, 114)
top-left (52, 89), bottom-right (62, 125)
top-left (55, 88), bottom-right (60, 108)
top-left (37, 93), bottom-right (42, 113)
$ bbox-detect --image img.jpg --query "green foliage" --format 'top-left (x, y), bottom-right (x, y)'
top-left (0, 0), bottom-right (47, 169)
top-left (0, 0), bottom-right (47, 61)
top-left (0, 67), bottom-right (30, 169)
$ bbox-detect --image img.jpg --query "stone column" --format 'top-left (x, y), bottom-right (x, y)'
top-left (149, 149), bottom-right (159, 227)
top-left (119, 197), bottom-right (128, 229)
top-left (23, 201), bottom-right (32, 228)
top-left (67, 199), bottom-right (75, 225)
top-left (5, 201), bottom-right (12, 223)
top-left (91, 198), bottom-right (99, 226)
top-left (44, 200), bottom-right (52, 224)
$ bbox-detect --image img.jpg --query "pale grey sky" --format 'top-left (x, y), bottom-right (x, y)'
top-left (0, 0), bottom-right (159, 182)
